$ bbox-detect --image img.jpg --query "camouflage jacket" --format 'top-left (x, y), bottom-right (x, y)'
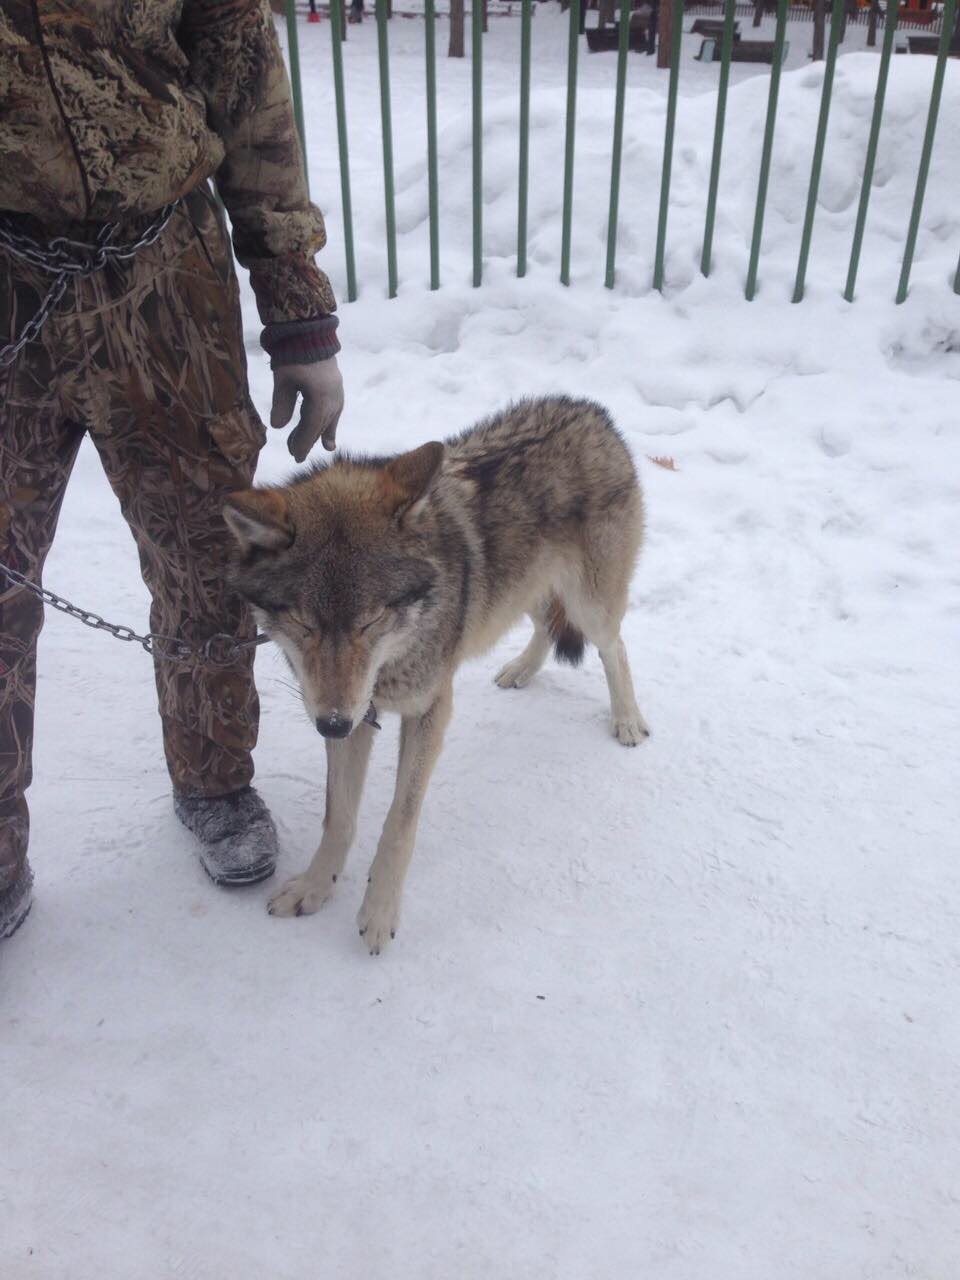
top-left (0, 0), bottom-right (336, 324)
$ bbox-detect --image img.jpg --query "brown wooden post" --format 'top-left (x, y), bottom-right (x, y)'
top-left (812, 0), bottom-right (825, 58)
top-left (657, 0), bottom-right (673, 67)
top-left (450, 0), bottom-right (466, 54)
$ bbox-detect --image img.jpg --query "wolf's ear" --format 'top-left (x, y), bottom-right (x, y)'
top-left (223, 489), bottom-right (294, 551)
top-left (381, 442), bottom-right (445, 521)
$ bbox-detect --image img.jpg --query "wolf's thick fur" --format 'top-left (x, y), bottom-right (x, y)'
top-left (224, 397), bottom-right (647, 952)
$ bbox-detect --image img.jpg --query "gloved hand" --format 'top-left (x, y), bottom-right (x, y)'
top-left (261, 315), bottom-right (344, 461)
top-left (270, 356), bottom-right (345, 461)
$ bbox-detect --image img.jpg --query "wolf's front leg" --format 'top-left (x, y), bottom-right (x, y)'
top-left (268, 722), bottom-right (376, 918)
top-left (357, 683), bottom-right (453, 954)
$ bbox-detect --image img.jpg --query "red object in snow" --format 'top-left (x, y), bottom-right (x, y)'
top-left (307, 9), bottom-right (320, 19)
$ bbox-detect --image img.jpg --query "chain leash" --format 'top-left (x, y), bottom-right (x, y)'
top-left (0, 202), bottom-right (270, 669)
top-left (0, 202), bottom-right (179, 369)
top-left (0, 561), bottom-right (269, 667)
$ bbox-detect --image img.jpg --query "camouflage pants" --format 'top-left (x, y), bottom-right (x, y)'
top-left (0, 187), bottom-right (266, 890)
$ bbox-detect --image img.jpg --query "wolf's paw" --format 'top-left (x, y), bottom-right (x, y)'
top-left (613, 713), bottom-right (650, 747)
top-left (494, 656), bottom-right (540, 690)
top-left (267, 874), bottom-right (331, 918)
top-left (357, 885), bottom-right (400, 956)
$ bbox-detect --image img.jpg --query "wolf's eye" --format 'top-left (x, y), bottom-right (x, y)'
top-left (360, 609), bottom-right (387, 632)
top-left (389, 584), bottom-right (430, 610)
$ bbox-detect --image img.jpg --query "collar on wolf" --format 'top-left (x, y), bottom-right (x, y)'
top-left (363, 704), bottom-right (381, 731)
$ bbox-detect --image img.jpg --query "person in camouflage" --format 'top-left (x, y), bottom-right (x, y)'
top-left (0, 0), bottom-right (344, 938)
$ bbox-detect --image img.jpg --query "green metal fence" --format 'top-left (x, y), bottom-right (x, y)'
top-left (285, 0), bottom-right (960, 304)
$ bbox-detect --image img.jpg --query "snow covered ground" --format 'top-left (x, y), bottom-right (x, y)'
top-left (2, 10), bottom-right (959, 1278)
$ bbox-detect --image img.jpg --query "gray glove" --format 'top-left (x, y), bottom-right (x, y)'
top-left (270, 356), bottom-right (345, 461)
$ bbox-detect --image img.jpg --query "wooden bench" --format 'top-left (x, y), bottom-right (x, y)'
top-left (697, 36), bottom-right (788, 63)
top-left (730, 37), bottom-right (788, 63)
top-left (690, 18), bottom-right (740, 39)
top-left (907, 33), bottom-right (960, 55)
top-left (586, 21), bottom-right (652, 51)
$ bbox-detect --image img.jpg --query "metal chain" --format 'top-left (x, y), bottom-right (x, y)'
top-left (0, 273), bottom-right (70, 368)
top-left (0, 561), bottom-right (269, 667)
top-left (0, 202), bottom-right (179, 369)
top-left (0, 201), bottom-right (268, 668)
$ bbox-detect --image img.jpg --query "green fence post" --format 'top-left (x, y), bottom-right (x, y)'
top-left (653, 0), bottom-right (684, 292)
top-left (604, 0), bottom-right (632, 289)
top-left (375, 0), bottom-right (398, 299)
top-left (792, 0), bottom-right (845, 302)
top-left (744, 0), bottom-right (789, 300)
top-left (472, 0), bottom-right (483, 286)
top-left (560, 0), bottom-right (580, 287)
top-left (518, 0), bottom-right (533, 278)
top-left (330, 0), bottom-right (357, 302)
top-left (843, 0), bottom-right (900, 302)
top-left (425, 0), bottom-right (440, 290)
top-left (700, 0), bottom-right (737, 278)
top-left (895, 0), bottom-right (957, 304)
top-left (285, 0), bottom-right (309, 194)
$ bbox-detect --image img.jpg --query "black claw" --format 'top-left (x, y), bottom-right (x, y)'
top-left (359, 925), bottom-right (367, 936)
top-left (390, 929), bottom-right (396, 939)
top-left (331, 874), bottom-right (337, 882)
top-left (295, 903), bottom-right (303, 917)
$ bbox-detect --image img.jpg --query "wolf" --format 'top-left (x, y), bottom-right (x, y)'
top-left (223, 397), bottom-right (648, 953)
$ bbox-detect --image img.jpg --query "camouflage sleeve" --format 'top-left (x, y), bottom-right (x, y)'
top-left (178, 0), bottom-right (337, 324)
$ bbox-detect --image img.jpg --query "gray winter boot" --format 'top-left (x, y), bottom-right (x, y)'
top-left (174, 786), bottom-right (278, 887)
top-left (0, 862), bottom-right (34, 940)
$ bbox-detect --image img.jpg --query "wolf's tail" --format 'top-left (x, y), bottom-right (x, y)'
top-left (546, 595), bottom-right (585, 668)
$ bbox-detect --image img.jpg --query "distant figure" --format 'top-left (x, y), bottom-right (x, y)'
top-left (646, 0), bottom-right (658, 53)
top-left (349, 0), bottom-right (364, 22)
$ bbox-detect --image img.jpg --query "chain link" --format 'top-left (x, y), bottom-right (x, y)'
top-left (0, 202), bottom-right (179, 369)
top-left (0, 561), bottom-right (269, 667)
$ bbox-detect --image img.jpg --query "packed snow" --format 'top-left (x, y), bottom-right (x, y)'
top-left (2, 8), bottom-right (958, 1278)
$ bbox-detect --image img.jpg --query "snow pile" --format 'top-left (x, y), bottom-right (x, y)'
top-left (404, 54), bottom-right (960, 301)
top-left (306, 16), bottom-right (959, 306)
top-left (2, 15), bottom-right (958, 1280)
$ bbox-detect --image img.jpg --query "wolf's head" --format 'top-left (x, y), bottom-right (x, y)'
top-left (223, 442), bottom-right (445, 738)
